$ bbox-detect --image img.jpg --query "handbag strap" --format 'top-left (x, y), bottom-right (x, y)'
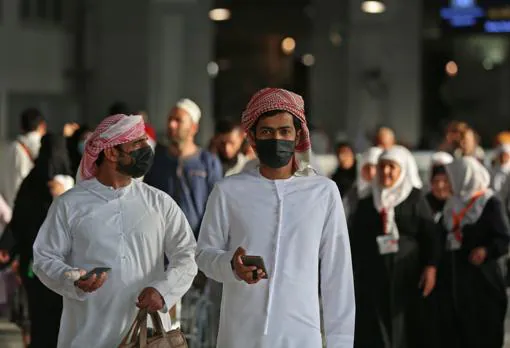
top-left (138, 309), bottom-right (168, 348)
top-left (120, 312), bottom-right (142, 345)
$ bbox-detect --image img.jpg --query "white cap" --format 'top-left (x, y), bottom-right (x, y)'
top-left (176, 98), bottom-right (201, 124)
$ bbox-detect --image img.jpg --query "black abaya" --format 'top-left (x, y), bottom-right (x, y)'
top-left (436, 196), bottom-right (510, 348)
top-left (10, 134), bottom-right (72, 348)
top-left (350, 188), bottom-right (441, 348)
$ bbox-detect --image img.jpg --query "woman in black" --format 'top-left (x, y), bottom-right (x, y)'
top-left (437, 157), bottom-right (510, 348)
top-left (10, 134), bottom-right (74, 348)
top-left (331, 142), bottom-right (357, 196)
top-left (350, 145), bottom-right (441, 348)
top-left (425, 152), bottom-right (454, 221)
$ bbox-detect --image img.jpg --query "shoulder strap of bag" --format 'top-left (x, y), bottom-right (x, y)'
top-left (17, 141), bottom-right (34, 164)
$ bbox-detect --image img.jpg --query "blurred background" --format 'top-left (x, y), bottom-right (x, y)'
top-left (2, 0), bottom-right (510, 151)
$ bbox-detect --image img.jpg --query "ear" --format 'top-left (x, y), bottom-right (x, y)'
top-left (295, 129), bottom-right (302, 146)
top-left (104, 147), bottom-right (120, 163)
top-left (191, 123), bottom-right (199, 136)
top-left (247, 131), bottom-right (256, 148)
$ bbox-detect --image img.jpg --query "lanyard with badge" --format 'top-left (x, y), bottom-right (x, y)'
top-left (447, 191), bottom-right (484, 251)
top-left (376, 208), bottom-right (399, 255)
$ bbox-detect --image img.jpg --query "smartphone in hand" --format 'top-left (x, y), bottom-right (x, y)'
top-left (79, 267), bottom-right (111, 281)
top-left (241, 256), bottom-right (268, 279)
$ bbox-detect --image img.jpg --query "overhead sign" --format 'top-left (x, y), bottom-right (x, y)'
top-left (440, 0), bottom-right (510, 33)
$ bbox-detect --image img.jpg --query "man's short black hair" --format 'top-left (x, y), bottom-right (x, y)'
top-left (95, 145), bottom-right (122, 167)
top-left (215, 119), bottom-right (242, 135)
top-left (250, 110), bottom-right (302, 133)
top-left (335, 142), bottom-right (352, 153)
top-left (20, 108), bottom-right (45, 133)
top-left (108, 102), bottom-right (130, 116)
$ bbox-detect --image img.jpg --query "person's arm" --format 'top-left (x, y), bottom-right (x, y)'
top-left (207, 154), bottom-right (223, 193)
top-left (196, 184), bottom-right (239, 283)
top-left (482, 197), bottom-right (510, 260)
top-left (416, 195), bottom-right (442, 268)
top-left (32, 199), bottom-right (88, 301)
top-left (149, 198), bottom-right (198, 311)
top-left (320, 182), bottom-right (355, 348)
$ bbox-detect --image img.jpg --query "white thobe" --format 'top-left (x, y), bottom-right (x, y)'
top-left (33, 179), bottom-right (198, 348)
top-left (0, 132), bottom-right (41, 207)
top-left (196, 170), bottom-right (355, 348)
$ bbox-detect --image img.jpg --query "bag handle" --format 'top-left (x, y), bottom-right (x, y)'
top-left (121, 309), bottom-right (168, 347)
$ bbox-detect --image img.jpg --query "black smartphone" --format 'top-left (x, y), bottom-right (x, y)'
top-left (79, 267), bottom-right (111, 281)
top-left (241, 256), bottom-right (268, 279)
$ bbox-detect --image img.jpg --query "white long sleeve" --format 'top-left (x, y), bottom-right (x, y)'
top-left (320, 186), bottom-right (355, 348)
top-left (32, 199), bottom-right (88, 301)
top-left (0, 142), bottom-right (34, 207)
top-left (196, 185), bottom-right (239, 283)
top-left (150, 201), bottom-right (198, 310)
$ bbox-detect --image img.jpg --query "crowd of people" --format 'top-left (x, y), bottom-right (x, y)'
top-left (0, 87), bottom-right (508, 348)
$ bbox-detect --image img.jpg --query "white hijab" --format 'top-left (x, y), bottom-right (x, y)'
top-left (431, 151), bottom-right (454, 167)
top-left (491, 144), bottom-right (510, 192)
top-left (443, 156), bottom-right (493, 231)
top-left (357, 147), bottom-right (383, 198)
top-left (372, 146), bottom-right (422, 236)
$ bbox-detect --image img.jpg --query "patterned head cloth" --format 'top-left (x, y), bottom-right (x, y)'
top-left (241, 88), bottom-right (314, 176)
top-left (78, 114), bottom-right (146, 181)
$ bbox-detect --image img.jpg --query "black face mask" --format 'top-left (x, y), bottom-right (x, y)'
top-left (117, 146), bottom-right (154, 178)
top-left (255, 139), bottom-right (295, 169)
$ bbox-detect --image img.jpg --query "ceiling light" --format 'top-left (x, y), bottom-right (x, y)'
top-left (361, 1), bottom-right (386, 14)
top-left (209, 8), bottom-right (231, 21)
top-left (281, 37), bottom-right (296, 55)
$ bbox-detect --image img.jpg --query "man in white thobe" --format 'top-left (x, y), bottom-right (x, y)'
top-left (196, 88), bottom-right (355, 348)
top-left (33, 114), bottom-right (197, 348)
top-left (0, 108), bottom-right (46, 209)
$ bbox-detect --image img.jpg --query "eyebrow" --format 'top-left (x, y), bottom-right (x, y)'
top-left (260, 126), bottom-right (293, 130)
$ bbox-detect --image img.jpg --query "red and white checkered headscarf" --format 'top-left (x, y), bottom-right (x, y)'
top-left (78, 114), bottom-right (146, 181)
top-left (241, 88), bottom-right (315, 176)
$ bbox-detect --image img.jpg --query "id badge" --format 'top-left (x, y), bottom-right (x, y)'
top-left (376, 235), bottom-right (399, 255)
top-left (446, 233), bottom-right (461, 251)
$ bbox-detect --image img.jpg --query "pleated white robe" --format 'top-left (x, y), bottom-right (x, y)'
top-left (33, 179), bottom-right (197, 348)
top-left (197, 169), bottom-right (355, 348)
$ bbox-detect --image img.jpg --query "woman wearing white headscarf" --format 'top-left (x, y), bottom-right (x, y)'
top-left (350, 146), bottom-right (440, 348)
top-left (436, 157), bottom-right (510, 348)
top-left (342, 147), bottom-right (383, 221)
top-left (425, 152), bottom-right (454, 221)
top-left (491, 144), bottom-right (510, 192)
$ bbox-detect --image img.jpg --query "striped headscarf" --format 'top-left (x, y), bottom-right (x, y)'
top-left (78, 114), bottom-right (146, 181)
top-left (241, 88), bottom-right (314, 176)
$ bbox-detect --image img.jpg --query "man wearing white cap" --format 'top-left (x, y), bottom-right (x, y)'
top-left (145, 98), bottom-right (222, 238)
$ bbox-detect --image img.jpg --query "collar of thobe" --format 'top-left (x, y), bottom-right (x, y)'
top-left (79, 178), bottom-right (135, 201)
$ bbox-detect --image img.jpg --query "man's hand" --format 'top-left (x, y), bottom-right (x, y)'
top-left (63, 123), bottom-right (80, 138)
top-left (137, 287), bottom-right (165, 312)
top-left (74, 270), bottom-right (108, 293)
top-left (48, 180), bottom-right (66, 198)
top-left (231, 247), bottom-right (265, 284)
top-left (0, 250), bottom-right (10, 264)
top-left (469, 247), bottom-right (487, 266)
top-left (419, 266), bottom-right (436, 298)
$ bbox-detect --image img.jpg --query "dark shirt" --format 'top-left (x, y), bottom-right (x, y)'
top-left (144, 144), bottom-right (223, 238)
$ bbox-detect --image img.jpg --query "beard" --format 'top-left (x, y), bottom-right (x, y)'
top-left (168, 129), bottom-right (190, 145)
top-left (219, 152), bottom-right (239, 167)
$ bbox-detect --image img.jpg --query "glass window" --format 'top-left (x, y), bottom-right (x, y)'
top-left (20, 0), bottom-right (31, 19)
top-left (36, 0), bottom-right (47, 19)
top-left (53, 0), bottom-right (62, 23)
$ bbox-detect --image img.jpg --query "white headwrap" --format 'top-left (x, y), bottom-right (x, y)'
top-left (431, 151), bottom-right (454, 167)
top-left (357, 147), bottom-right (383, 198)
top-left (372, 146), bottom-right (421, 237)
top-left (491, 144), bottom-right (510, 191)
top-left (443, 157), bottom-right (493, 231)
top-left (176, 98), bottom-right (201, 124)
